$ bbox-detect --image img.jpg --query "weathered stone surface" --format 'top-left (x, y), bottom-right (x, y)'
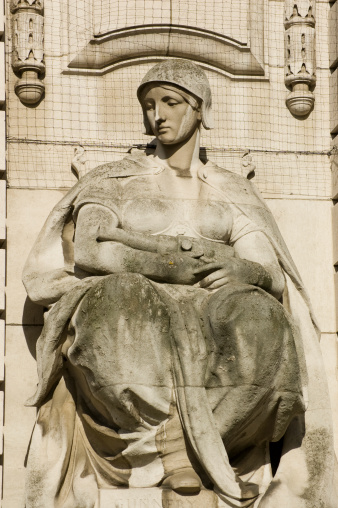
top-left (162, 489), bottom-right (218, 508)
top-left (330, 67), bottom-right (338, 134)
top-left (267, 198), bottom-right (336, 333)
top-left (320, 332), bottom-right (338, 458)
top-left (2, 325), bottom-right (39, 508)
top-left (99, 487), bottom-right (218, 508)
top-left (329, 0), bottom-right (338, 69)
top-left (6, 189), bottom-right (64, 325)
top-left (0, 319), bottom-right (4, 383)
top-left (331, 146), bottom-right (338, 199)
top-left (3, 1), bottom-right (338, 507)
top-left (0, 180), bottom-right (6, 243)
top-left (332, 201), bottom-right (338, 267)
top-left (19, 59), bottom-right (337, 508)
top-left (99, 488), bottom-right (163, 508)
top-left (0, 248), bottom-right (5, 313)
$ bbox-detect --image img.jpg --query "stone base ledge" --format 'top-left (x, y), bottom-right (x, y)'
top-left (99, 487), bottom-right (219, 508)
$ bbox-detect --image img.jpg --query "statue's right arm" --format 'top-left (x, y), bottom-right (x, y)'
top-left (74, 204), bottom-right (212, 285)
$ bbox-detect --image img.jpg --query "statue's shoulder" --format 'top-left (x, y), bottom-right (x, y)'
top-left (82, 150), bottom-right (152, 183)
top-left (205, 162), bottom-right (264, 207)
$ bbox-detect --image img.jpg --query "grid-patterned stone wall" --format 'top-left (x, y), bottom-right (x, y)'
top-left (330, 1), bottom-right (338, 330)
top-left (0, 0), bottom-right (5, 504)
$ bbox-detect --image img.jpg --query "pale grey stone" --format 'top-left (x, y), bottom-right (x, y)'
top-left (21, 60), bottom-right (338, 508)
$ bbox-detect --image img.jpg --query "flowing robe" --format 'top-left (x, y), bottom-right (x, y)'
top-left (23, 150), bottom-right (338, 508)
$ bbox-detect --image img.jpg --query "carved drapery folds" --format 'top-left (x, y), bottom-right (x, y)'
top-left (10, 0), bottom-right (45, 105)
top-left (284, 0), bottom-right (316, 117)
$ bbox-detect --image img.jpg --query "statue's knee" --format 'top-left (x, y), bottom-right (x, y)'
top-left (77, 274), bottom-right (149, 317)
top-left (208, 285), bottom-right (287, 334)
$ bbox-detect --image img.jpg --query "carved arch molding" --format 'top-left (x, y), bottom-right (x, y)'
top-left (10, 0), bottom-right (317, 118)
top-left (66, 0), bottom-right (266, 79)
top-left (13, 0), bottom-right (320, 114)
top-left (10, 0), bottom-right (268, 106)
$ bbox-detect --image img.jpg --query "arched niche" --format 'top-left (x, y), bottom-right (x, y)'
top-left (64, 0), bottom-right (267, 80)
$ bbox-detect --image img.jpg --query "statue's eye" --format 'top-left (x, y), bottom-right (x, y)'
top-left (144, 102), bottom-right (154, 111)
top-left (167, 101), bottom-right (178, 107)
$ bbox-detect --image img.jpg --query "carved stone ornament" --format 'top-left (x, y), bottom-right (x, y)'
top-left (71, 145), bottom-right (90, 179)
top-left (10, 0), bottom-right (43, 14)
top-left (11, 0), bottom-right (45, 105)
top-left (66, 0), bottom-right (267, 80)
top-left (284, 0), bottom-right (316, 117)
top-left (241, 150), bottom-right (256, 179)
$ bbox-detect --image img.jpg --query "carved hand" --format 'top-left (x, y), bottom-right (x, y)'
top-left (162, 254), bottom-right (222, 285)
top-left (197, 258), bottom-right (272, 291)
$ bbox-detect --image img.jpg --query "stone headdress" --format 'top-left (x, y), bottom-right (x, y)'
top-left (137, 59), bottom-right (214, 134)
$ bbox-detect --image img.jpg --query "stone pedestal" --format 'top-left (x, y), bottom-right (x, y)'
top-left (99, 488), bottom-right (218, 508)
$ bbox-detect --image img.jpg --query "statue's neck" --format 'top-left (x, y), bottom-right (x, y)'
top-left (154, 129), bottom-right (202, 176)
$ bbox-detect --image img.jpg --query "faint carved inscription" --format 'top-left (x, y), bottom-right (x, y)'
top-left (107, 500), bottom-right (162, 508)
top-left (99, 489), bottom-right (163, 508)
top-left (99, 488), bottom-right (217, 508)
top-left (100, 497), bottom-right (198, 508)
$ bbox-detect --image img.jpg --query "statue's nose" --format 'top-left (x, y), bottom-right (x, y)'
top-left (155, 104), bottom-right (165, 122)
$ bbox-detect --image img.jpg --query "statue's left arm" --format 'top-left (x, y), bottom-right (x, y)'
top-left (198, 230), bottom-right (285, 299)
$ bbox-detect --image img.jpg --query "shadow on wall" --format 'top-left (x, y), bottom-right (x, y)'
top-left (22, 297), bottom-right (44, 360)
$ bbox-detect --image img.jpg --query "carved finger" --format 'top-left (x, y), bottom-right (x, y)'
top-left (207, 277), bottom-right (229, 289)
top-left (199, 268), bottom-right (227, 287)
top-left (193, 262), bottom-right (224, 275)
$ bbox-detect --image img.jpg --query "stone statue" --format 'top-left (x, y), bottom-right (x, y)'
top-left (23, 59), bottom-right (337, 508)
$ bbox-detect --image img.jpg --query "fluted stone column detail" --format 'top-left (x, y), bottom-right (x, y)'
top-left (10, 0), bottom-right (45, 105)
top-left (284, 0), bottom-right (316, 117)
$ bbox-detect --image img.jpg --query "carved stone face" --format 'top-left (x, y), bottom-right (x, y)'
top-left (142, 86), bottom-right (201, 145)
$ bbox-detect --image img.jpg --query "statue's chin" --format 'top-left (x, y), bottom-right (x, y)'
top-left (156, 133), bottom-right (177, 145)
top-left (156, 133), bottom-right (194, 147)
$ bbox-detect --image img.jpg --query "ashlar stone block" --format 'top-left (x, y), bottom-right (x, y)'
top-left (6, 189), bottom-right (64, 325)
top-left (268, 198), bottom-right (336, 333)
top-left (329, 0), bottom-right (338, 69)
top-left (0, 248), bottom-right (4, 313)
top-left (0, 390), bottom-right (3, 456)
top-left (332, 202), bottom-right (338, 267)
top-left (335, 270), bottom-right (338, 323)
top-left (2, 325), bottom-right (39, 508)
top-left (0, 111), bottom-right (5, 174)
top-left (0, 319), bottom-right (4, 383)
top-left (330, 67), bottom-right (338, 135)
top-left (0, 0), bottom-right (4, 36)
top-left (320, 332), bottom-right (338, 457)
top-left (0, 179), bottom-right (5, 242)
top-left (0, 42), bottom-right (4, 105)
top-left (332, 145), bottom-right (338, 200)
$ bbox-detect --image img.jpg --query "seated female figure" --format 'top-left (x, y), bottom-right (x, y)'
top-left (23, 59), bottom-right (337, 508)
